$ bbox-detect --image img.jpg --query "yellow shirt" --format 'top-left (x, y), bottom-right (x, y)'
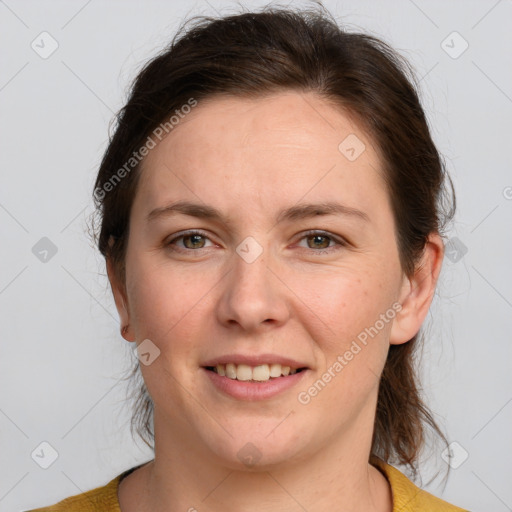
top-left (26, 459), bottom-right (469, 511)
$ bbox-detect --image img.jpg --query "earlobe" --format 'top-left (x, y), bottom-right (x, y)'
top-left (106, 257), bottom-right (135, 342)
top-left (390, 233), bottom-right (445, 346)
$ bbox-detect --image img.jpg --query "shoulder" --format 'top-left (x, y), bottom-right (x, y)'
top-left (373, 458), bottom-right (469, 512)
top-left (24, 467), bottom-right (136, 512)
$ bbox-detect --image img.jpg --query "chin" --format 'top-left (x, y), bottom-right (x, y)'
top-left (203, 425), bottom-right (310, 471)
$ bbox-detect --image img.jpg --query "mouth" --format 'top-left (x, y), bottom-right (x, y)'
top-left (204, 363), bottom-right (308, 382)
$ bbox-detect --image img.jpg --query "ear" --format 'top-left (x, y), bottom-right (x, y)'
top-left (106, 253), bottom-right (135, 342)
top-left (390, 233), bottom-right (444, 345)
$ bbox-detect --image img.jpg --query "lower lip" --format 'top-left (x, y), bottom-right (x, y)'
top-left (202, 367), bottom-right (308, 400)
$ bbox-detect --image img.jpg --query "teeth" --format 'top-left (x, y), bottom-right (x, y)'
top-left (269, 363), bottom-right (281, 377)
top-left (236, 364), bottom-right (252, 381)
top-left (252, 364), bottom-right (270, 381)
top-left (225, 363), bottom-right (237, 379)
top-left (211, 363), bottom-right (301, 381)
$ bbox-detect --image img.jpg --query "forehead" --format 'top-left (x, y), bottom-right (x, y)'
top-left (135, 91), bottom-right (388, 223)
top-left (146, 91), bottom-right (373, 158)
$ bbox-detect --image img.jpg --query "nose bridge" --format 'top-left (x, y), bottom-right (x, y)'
top-left (233, 236), bottom-right (269, 286)
top-left (218, 234), bottom-right (287, 330)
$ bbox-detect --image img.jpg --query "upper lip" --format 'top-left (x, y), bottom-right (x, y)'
top-left (201, 353), bottom-right (309, 369)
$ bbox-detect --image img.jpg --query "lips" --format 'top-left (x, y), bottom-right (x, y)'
top-left (203, 365), bottom-right (308, 400)
top-left (202, 353), bottom-right (309, 369)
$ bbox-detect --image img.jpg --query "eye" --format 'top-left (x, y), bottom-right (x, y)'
top-left (166, 229), bottom-right (347, 254)
top-left (167, 230), bottom-right (215, 252)
top-left (297, 230), bottom-right (347, 252)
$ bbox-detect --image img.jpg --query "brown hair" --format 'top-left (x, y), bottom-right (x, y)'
top-left (92, 3), bottom-right (455, 479)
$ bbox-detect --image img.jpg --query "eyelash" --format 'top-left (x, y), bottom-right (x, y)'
top-left (166, 229), bottom-right (347, 254)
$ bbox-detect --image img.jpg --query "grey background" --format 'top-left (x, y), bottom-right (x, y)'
top-left (1, 0), bottom-right (511, 510)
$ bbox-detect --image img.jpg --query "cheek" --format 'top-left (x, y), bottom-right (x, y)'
top-left (125, 256), bottom-right (216, 355)
top-left (291, 267), bottom-right (398, 350)
top-left (292, 269), bottom-right (396, 402)
top-left (124, 259), bottom-right (217, 413)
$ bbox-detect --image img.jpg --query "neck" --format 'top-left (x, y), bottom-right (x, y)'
top-left (136, 407), bottom-right (392, 512)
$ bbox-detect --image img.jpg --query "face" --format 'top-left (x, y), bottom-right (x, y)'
top-left (110, 91), bottom-right (422, 469)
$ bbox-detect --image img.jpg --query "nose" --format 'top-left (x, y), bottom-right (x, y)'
top-left (216, 244), bottom-right (290, 332)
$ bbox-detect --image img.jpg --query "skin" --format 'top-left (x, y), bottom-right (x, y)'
top-left (109, 91), bottom-right (444, 512)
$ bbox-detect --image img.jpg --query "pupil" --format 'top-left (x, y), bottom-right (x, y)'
top-left (311, 235), bottom-right (328, 249)
top-left (187, 235), bottom-right (203, 248)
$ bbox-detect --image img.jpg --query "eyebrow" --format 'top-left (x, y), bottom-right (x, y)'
top-left (146, 200), bottom-right (370, 224)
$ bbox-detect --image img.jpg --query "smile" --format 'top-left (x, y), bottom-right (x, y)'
top-left (203, 364), bottom-right (309, 400)
top-left (205, 363), bottom-right (306, 382)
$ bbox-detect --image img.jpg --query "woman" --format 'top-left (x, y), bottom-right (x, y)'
top-left (29, 4), bottom-right (468, 511)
